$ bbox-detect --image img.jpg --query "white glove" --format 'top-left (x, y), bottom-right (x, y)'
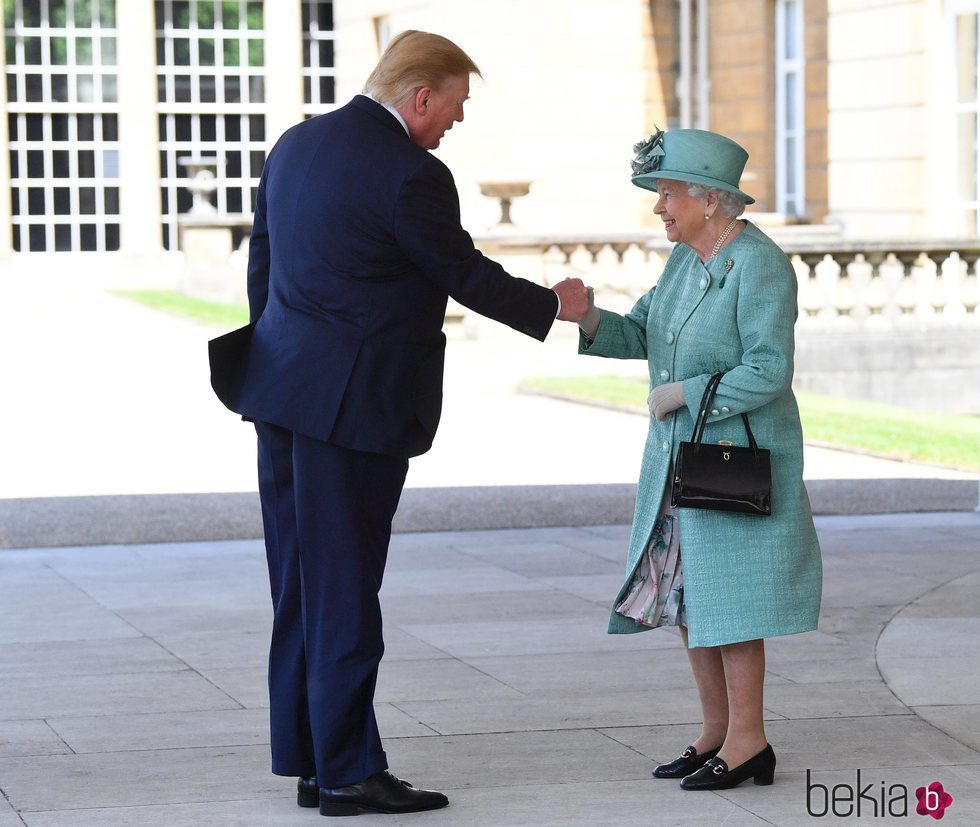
top-left (579, 286), bottom-right (601, 339)
top-left (648, 381), bottom-right (686, 421)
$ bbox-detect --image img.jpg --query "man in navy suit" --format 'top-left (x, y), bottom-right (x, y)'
top-left (210, 30), bottom-right (588, 816)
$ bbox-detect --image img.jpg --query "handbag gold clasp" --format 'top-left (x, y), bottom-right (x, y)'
top-left (719, 440), bottom-right (733, 446)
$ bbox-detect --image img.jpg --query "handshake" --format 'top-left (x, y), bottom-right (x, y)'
top-left (551, 277), bottom-right (686, 422)
top-left (552, 277), bottom-right (600, 338)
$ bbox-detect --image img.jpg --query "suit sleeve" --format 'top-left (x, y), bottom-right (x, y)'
top-left (393, 156), bottom-right (558, 341)
top-left (246, 166), bottom-right (271, 323)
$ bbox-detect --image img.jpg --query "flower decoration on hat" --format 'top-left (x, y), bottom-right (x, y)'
top-left (631, 128), bottom-right (665, 176)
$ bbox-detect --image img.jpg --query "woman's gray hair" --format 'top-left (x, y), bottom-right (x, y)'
top-left (686, 183), bottom-right (747, 218)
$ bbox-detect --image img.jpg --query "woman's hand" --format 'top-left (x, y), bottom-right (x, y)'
top-left (578, 286), bottom-right (601, 338)
top-left (648, 381), bottom-right (685, 420)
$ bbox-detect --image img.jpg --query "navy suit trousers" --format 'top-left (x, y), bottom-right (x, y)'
top-left (255, 421), bottom-right (408, 787)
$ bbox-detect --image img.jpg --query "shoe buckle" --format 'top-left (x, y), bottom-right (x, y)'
top-left (680, 747), bottom-right (694, 759)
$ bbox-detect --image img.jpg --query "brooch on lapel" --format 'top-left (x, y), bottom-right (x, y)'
top-left (719, 258), bottom-right (735, 289)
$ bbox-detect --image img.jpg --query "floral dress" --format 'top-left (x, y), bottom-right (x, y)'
top-left (614, 483), bottom-right (687, 629)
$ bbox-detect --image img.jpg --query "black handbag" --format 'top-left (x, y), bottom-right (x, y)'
top-left (670, 372), bottom-right (772, 516)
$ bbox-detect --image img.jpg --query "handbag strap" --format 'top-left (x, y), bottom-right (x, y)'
top-left (689, 371), bottom-right (760, 454)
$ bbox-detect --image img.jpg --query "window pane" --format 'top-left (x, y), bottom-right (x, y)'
top-left (199, 37), bottom-right (215, 66)
top-left (78, 151), bottom-right (96, 177)
top-left (80, 224), bottom-right (97, 251)
top-left (222, 1), bottom-right (239, 28)
top-left (102, 114), bottom-right (118, 141)
top-left (51, 74), bottom-right (69, 101)
top-left (78, 115), bottom-right (94, 141)
top-left (102, 37), bottom-right (116, 64)
top-left (223, 38), bottom-right (239, 66)
top-left (174, 38), bottom-right (190, 66)
top-left (51, 36), bottom-right (69, 64)
top-left (173, 2), bottom-right (191, 28)
top-left (99, 0), bottom-right (116, 27)
top-left (50, 0), bottom-right (69, 28)
top-left (55, 224), bottom-right (72, 251)
top-left (76, 74), bottom-right (95, 102)
top-left (51, 115), bottom-right (69, 140)
top-left (54, 188), bottom-right (72, 215)
top-left (53, 150), bottom-right (71, 177)
top-left (28, 188), bottom-right (46, 215)
top-left (76, 37), bottom-right (94, 64)
top-left (29, 225), bottom-right (46, 252)
top-left (24, 37), bottom-right (42, 64)
top-left (246, 2), bottom-right (262, 29)
top-left (103, 149), bottom-right (119, 177)
top-left (75, 0), bottom-right (94, 28)
top-left (105, 223), bottom-right (120, 251)
top-left (247, 38), bottom-right (263, 67)
top-left (26, 114), bottom-right (44, 141)
top-left (79, 187), bottom-right (97, 213)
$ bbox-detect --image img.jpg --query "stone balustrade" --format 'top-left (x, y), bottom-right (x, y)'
top-left (474, 230), bottom-right (980, 328)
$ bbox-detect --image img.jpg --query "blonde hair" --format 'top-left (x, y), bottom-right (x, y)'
top-left (363, 30), bottom-right (482, 108)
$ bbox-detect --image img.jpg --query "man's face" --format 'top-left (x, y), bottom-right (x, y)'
top-left (412, 73), bottom-right (470, 150)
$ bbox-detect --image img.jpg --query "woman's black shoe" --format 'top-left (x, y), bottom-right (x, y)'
top-left (680, 744), bottom-right (776, 790)
top-left (298, 776), bottom-right (319, 808)
top-left (652, 745), bottom-right (721, 779)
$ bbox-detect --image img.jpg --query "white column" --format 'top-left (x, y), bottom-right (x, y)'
top-left (116, 0), bottom-right (163, 256)
top-left (264, 0), bottom-right (304, 146)
top-left (0, 31), bottom-right (12, 259)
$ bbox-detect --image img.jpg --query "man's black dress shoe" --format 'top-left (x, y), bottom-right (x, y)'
top-left (298, 776), bottom-right (319, 808)
top-left (319, 770), bottom-right (448, 816)
top-left (652, 745), bottom-right (721, 779)
top-left (680, 744), bottom-right (776, 790)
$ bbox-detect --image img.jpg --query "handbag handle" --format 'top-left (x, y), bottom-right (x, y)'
top-left (689, 372), bottom-right (760, 454)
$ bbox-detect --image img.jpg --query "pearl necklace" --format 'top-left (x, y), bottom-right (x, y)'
top-left (710, 218), bottom-right (739, 258)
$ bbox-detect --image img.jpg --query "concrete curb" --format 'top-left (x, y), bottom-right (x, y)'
top-left (1, 479), bottom-right (977, 549)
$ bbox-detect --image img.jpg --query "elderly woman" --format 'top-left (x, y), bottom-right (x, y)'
top-left (574, 128), bottom-right (822, 791)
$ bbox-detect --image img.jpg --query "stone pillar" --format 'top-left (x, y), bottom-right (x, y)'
top-left (116, 0), bottom-right (164, 256)
top-left (264, 0), bottom-right (305, 145)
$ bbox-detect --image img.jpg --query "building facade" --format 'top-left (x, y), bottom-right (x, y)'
top-left (1, 0), bottom-right (979, 265)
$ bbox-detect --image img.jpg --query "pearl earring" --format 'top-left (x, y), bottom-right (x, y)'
top-left (704, 213), bottom-right (709, 221)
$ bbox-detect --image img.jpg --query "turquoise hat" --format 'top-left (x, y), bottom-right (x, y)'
top-left (630, 128), bottom-right (755, 205)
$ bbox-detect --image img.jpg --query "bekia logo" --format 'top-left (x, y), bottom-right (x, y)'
top-left (806, 770), bottom-right (954, 819)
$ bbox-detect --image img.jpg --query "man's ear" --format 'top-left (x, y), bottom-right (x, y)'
top-left (412, 86), bottom-right (432, 116)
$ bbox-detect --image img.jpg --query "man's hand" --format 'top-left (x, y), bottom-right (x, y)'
top-left (553, 277), bottom-right (590, 322)
top-left (648, 381), bottom-right (686, 421)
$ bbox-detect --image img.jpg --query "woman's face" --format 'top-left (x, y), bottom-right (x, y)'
top-left (652, 179), bottom-right (705, 245)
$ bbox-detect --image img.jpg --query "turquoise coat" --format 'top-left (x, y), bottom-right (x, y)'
top-left (581, 222), bottom-right (822, 648)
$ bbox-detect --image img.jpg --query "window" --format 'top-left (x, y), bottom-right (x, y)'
top-left (4, 0), bottom-right (120, 252)
top-left (155, 0), bottom-right (265, 250)
top-left (775, 0), bottom-right (805, 217)
top-left (302, 0), bottom-right (335, 115)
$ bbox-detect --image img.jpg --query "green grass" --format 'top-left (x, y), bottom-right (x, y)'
top-left (112, 289), bottom-right (248, 328)
top-left (519, 375), bottom-right (980, 471)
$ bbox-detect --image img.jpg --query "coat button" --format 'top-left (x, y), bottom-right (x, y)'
top-left (662, 441), bottom-right (670, 451)
top-left (721, 405), bottom-right (731, 413)
top-left (659, 369), bottom-right (669, 380)
top-left (711, 408), bottom-right (720, 416)
top-left (699, 277), bottom-right (708, 289)
top-left (665, 331), bottom-right (675, 344)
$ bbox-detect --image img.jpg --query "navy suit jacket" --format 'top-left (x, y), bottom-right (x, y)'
top-left (210, 95), bottom-right (558, 458)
